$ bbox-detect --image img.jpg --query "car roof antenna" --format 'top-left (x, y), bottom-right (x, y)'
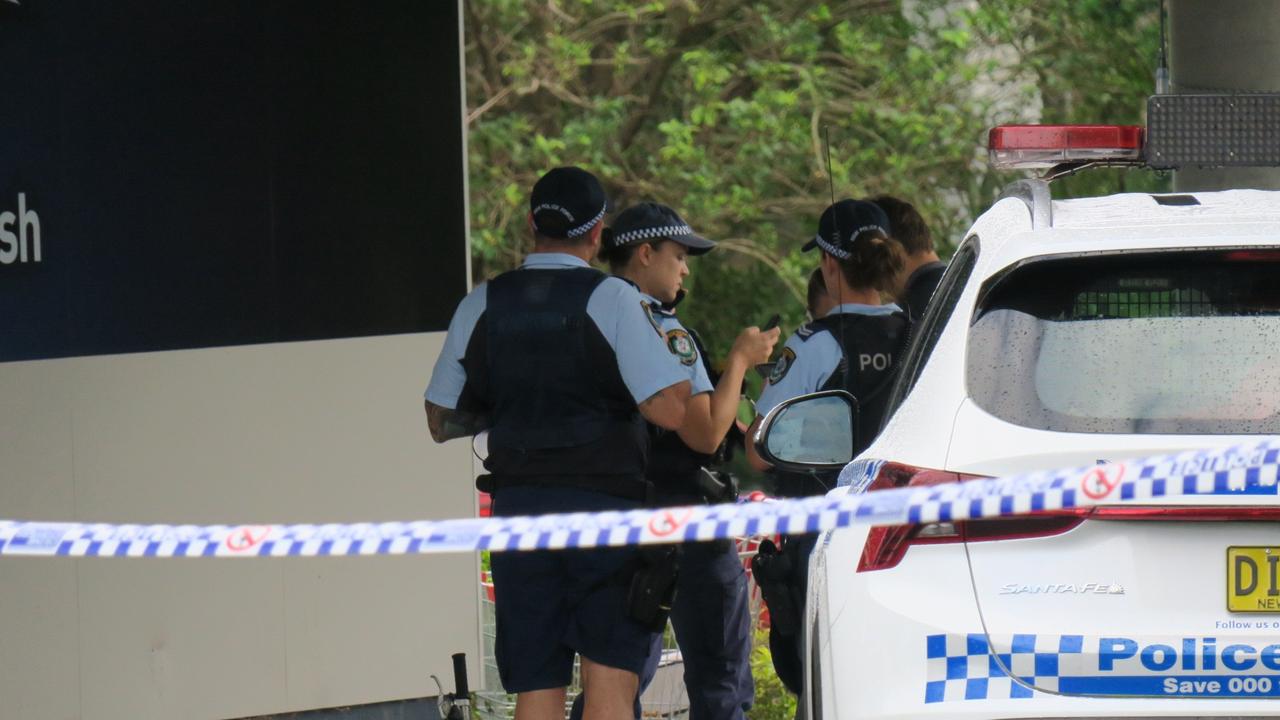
top-left (824, 126), bottom-right (844, 381)
top-left (822, 126), bottom-right (852, 394)
top-left (1155, 0), bottom-right (1170, 95)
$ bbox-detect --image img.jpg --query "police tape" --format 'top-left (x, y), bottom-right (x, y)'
top-left (2, 440), bottom-right (1279, 558)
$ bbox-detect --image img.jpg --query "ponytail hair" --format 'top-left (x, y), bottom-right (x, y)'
top-left (837, 233), bottom-right (906, 294)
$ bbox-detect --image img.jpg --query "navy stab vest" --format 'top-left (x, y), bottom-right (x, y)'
top-left (811, 311), bottom-right (910, 456)
top-left (646, 325), bottom-right (716, 500)
top-left (479, 267), bottom-right (648, 479)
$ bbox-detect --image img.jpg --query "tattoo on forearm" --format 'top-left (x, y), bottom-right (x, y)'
top-left (426, 402), bottom-right (489, 442)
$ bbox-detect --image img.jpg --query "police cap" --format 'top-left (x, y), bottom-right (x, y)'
top-left (530, 166), bottom-right (609, 239)
top-left (606, 202), bottom-right (716, 255)
top-left (801, 199), bottom-right (891, 260)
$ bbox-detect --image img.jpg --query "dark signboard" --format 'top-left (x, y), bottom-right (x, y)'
top-left (0, 0), bottom-right (468, 362)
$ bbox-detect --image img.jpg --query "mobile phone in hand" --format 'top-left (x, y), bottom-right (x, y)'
top-left (754, 314), bottom-right (782, 379)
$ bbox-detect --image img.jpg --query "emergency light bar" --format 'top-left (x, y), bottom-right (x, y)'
top-left (988, 125), bottom-right (1144, 170)
top-left (991, 95), bottom-right (1280, 174)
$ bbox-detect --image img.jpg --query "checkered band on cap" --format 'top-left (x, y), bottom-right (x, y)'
top-left (565, 205), bottom-right (607, 237)
top-left (614, 224), bottom-right (695, 246)
top-left (812, 233), bottom-right (852, 260)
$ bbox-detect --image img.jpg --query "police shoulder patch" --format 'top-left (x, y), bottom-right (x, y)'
top-left (768, 347), bottom-right (797, 385)
top-left (666, 328), bottom-right (698, 366)
top-left (641, 301), bottom-right (664, 337)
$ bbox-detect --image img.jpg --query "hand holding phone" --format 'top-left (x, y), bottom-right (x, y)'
top-left (752, 314), bottom-right (783, 379)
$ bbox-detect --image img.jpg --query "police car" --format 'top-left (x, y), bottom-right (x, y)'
top-left (760, 108), bottom-right (1280, 719)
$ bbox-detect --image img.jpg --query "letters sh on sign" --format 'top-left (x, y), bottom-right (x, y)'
top-left (0, 193), bottom-right (42, 265)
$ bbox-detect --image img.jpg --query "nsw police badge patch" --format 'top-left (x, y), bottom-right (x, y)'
top-left (666, 328), bottom-right (698, 366)
top-left (768, 347), bottom-right (796, 385)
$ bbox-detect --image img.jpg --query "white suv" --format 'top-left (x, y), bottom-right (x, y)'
top-left (763, 156), bottom-right (1280, 718)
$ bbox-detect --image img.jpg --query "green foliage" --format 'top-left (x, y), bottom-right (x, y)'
top-left (968, 0), bottom-right (1171, 198)
top-left (748, 627), bottom-right (796, 720)
top-left (463, 0), bottom-right (1164, 359)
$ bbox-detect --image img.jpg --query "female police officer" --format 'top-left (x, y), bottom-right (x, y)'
top-left (597, 202), bottom-right (779, 720)
top-left (424, 168), bottom-right (693, 720)
top-left (746, 198), bottom-right (908, 697)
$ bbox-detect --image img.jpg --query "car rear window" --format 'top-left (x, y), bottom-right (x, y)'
top-left (967, 248), bottom-right (1280, 434)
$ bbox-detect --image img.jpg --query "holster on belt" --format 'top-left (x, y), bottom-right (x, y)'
top-left (751, 538), bottom-right (800, 637)
top-left (625, 545), bottom-right (681, 632)
top-left (694, 468), bottom-right (739, 504)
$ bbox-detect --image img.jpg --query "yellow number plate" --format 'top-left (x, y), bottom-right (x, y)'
top-left (1227, 547), bottom-right (1280, 612)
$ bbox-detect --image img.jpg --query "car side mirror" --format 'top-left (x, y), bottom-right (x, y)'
top-left (472, 430), bottom-right (489, 461)
top-left (753, 390), bottom-right (857, 471)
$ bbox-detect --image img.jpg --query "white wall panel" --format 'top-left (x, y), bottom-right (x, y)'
top-left (0, 332), bottom-right (478, 719)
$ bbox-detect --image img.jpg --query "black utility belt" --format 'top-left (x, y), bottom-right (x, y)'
top-left (651, 467), bottom-right (739, 505)
top-left (476, 473), bottom-right (651, 502)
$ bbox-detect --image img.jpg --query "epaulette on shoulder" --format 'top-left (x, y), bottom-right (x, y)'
top-left (795, 320), bottom-right (827, 342)
top-left (648, 300), bottom-right (675, 318)
top-left (606, 275), bottom-right (639, 291)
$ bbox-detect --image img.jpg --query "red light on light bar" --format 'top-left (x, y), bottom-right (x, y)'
top-left (989, 125), bottom-right (1144, 150)
top-left (988, 124), bottom-right (1145, 169)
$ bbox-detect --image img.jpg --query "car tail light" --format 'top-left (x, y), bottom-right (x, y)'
top-left (988, 124), bottom-right (1144, 169)
top-left (858, 463), bottom-right (1087, 572)
top-left (1222, 249), bottom-right (1280, 263)
top-left (1087, 506), bottom-right (1280, 522)
top-left (858, 463), bottom-right (984, 572)
top-left (856, 463), bottom-right (1280, 572)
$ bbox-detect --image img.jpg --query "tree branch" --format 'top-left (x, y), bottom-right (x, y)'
top-left (465, 1), bottom-right (503, 95)
top-left (714, 239), bottom-right (807, 309)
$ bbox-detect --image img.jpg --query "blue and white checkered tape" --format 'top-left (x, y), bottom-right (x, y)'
top-left (1, 439), bottom-right (1278, 558)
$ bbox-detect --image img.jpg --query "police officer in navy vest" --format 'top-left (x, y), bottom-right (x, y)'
top-left (424, 167), bottom-right (692, 720)
top-left (746, 198), bottom-right (909, 698)
top-left (872, 194), bottom-right (945, 323)
top-left (591, 202), bottom-right (778, 720)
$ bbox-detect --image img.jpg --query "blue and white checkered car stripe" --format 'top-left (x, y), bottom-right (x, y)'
top-left (926, 633), bottom-right (1085, 702)
top-left (926, 631), bottom-right (1280, 701)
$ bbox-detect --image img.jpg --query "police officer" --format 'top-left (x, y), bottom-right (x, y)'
top-left (746, 198), bottom-right (908, 697)
top-left (586, 202), bottom-right (779, 720)
top-left (871, 194), bottom-right (944, 323)
top-left (424, 167), bottom-right (693, 720)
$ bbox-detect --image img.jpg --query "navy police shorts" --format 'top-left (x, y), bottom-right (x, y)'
top-left (489, 486), bottom-right (656, 693)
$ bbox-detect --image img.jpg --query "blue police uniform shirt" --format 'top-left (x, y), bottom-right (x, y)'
top-left (755, 303), bottom-right (902, 417)
top-left (425, 253), bottom-right (690, 410)
top-left (642, 292), bottom-right (715, 397)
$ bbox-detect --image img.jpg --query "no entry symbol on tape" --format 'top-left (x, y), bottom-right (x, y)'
top-left (648, 508), bottom-right (693, 538)
top-left (225, 525), bottom-right (271, 553)
top-left (1081, 464), bottom-right (1125, 500)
